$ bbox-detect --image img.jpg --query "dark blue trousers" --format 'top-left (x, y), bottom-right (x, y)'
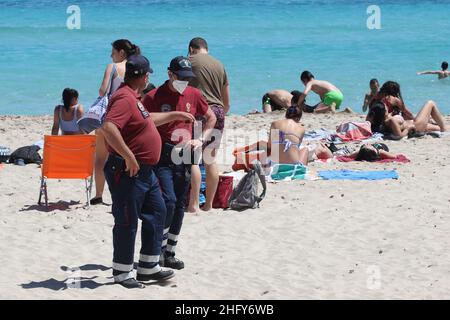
top-left (154, 163), bottom-right (190, 257)
top-left (104, 155), bottom-right (166, 282)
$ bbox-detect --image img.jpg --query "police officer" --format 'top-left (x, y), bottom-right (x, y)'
top-left (102, 54), bottom-right (195, 288)
top-left (143, 56), bottom-right (216, 270)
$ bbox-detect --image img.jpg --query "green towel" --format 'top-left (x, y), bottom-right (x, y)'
top-left (270, 164), bottom-right (307, 181)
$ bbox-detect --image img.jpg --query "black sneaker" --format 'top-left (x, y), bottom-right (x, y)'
top-left (137, 270), bottom-right (175, 282)
top-left (90, 197), bottom-right (103, 205)
top-left (116, 278), bottom-right (145, 289)
top-left (163, 256), bottom-right (185, 270)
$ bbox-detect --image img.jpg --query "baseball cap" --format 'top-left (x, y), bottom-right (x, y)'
top-left (126, 54), bottom-right (153, 76)
top-left (168, 56), bottom-right (196, 78)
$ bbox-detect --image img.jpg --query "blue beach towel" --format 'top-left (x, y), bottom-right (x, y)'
top-left (318, 170), bottom-right (399, 180)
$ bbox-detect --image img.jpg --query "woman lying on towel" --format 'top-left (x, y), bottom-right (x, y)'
top-left (368, 99), bottom-right (449, 138)
top-left (232, 106), bottom-right (308, 171)
top-left (308, 142), bottom-right (400, 162)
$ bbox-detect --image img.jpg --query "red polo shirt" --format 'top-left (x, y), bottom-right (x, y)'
top-left (104, 83), bottom-right (162, 165)
top-left (143, 81), bottom-right (209, 145)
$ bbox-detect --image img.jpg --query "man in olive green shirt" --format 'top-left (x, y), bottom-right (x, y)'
top-left (188, 37), bottom-right (230, 213)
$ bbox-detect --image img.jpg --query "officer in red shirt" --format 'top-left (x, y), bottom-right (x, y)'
top-left (143, 56), bottom-right (216, 270)
top-left (102, 54), bottom-right (195, 289)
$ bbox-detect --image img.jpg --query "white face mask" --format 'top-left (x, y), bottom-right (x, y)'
top-left (173, 80), bottom-right (189, 94)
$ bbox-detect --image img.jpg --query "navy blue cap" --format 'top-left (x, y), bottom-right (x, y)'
top-left (126, 54), bottom-right (153, 76)
top-left (168, 56), bottom-right (196, 78)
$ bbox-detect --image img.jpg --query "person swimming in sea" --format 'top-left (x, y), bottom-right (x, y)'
top-left (417, 61), bottom-right (450, 80)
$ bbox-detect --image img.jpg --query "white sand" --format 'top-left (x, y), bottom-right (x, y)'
top-left (1, 112), bottom-right (450, 299)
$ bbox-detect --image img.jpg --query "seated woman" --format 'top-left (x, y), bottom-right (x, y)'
top-left (367, 81), bottom-right (414, 121)
top-left (51, 88), bottom-right (85, 135)
top-left (306, 142), bottom-right (400, 162)
top-left (368, 99), bottom-right (449, 138)
top-left (233, 105), bottom-right (307, 170)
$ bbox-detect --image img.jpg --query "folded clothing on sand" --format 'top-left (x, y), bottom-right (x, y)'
top-left (268, 164), bottom-right (307, 181)
top-left (318, 170), bottom-right (399, 180)
top-left (335, 154), bottom-right (410, 163)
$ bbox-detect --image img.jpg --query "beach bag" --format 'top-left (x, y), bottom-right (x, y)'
top-left (212, 175), bottom-right (234, 209)
top-left (8, 145), bottom-right (42, 165)
top-left (0, 146), bottom-right (11, 163)
top-left (228, 161), bottom-right (267, 211)
top-left (77, 65), bottom-right (116, 134)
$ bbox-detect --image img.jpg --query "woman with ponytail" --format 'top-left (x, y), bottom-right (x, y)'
top-left (91, 39), bottom-right (140, 206)
top-left (51, 88), bottom-right (84, 135)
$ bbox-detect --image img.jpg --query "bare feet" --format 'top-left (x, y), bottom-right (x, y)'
top-left (341, 107), bottom-right (354, 114)
top-left (187, 205), bottom-right (200, 215)
top-left (201, 203), bottom-right (212, 212)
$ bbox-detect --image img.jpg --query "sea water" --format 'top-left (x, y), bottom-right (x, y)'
top-left (1, 0), bottom-right (450, 115)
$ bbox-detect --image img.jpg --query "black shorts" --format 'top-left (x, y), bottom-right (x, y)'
top-left (262, 93), bottom-right (285, 111)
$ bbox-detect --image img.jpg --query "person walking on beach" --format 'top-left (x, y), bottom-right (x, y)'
top-left (362, 79), bottom-right (380, 113)
top-left (91, 39), bottom-right (140, 206)
top-left (51, 88), bottom-right (85, 135)
top-left (187, 37), bottom-right (229, 213)
top-left (102, 54), bottom-right (196, 288)
top-left (143, 56), bottom-right (216, 270)
top-left (417, 61), bottom-right (450, 80)
top-left (296, 71), bottom-right (351, 113)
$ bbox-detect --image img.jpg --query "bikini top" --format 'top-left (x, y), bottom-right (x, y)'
top-left (59, 105), bottom-right (80, 134)
top-left (273, 131), bottom-right (303, 152)
top-left (108, 64), bottom-right (124, 96)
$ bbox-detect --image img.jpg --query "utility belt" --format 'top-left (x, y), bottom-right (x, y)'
top-left (159, 142), bottom-right (201, 166)
top-left (107, 154), bottom-right (153, 173)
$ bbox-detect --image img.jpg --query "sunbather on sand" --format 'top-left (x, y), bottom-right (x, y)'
top-left (368, 99), bottom-right (450, 138)
top-left (232, 105), bottom-right (308, 170)
top-left (368, 81), bottom-right (414, 121)
top-left (305, 142), bottom-right (399, 162)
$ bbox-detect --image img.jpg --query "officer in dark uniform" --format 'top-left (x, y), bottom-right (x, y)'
top-left (102, 54), bottom-right (195, 288)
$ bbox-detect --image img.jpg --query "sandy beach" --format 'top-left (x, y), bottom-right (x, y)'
top-left (1, 112), bottom-right (450, 300)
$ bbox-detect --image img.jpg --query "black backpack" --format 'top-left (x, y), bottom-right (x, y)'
top-left (8, 145), bottom-right (42, 165)
top-left (228, 162), bottom-right (267, 211)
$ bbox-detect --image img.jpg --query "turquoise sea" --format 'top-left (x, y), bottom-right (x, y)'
top-left (1, 0), bottom-right (450, 115)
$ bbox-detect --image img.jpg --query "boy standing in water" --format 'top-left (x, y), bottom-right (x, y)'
top-left (362, 78), bottom-right (380, 112)
top-left (417, 61), bottom-right (450, 80)
top-left (296, 71), bottom-right (351, 113)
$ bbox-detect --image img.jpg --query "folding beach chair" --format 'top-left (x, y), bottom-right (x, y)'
top-left (38, 135), bottom-right (96, 208)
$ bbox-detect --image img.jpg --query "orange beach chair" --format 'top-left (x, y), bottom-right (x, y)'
top-left (38, 135), bottom-right (96, 208)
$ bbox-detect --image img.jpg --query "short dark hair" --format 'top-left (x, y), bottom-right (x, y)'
top-left (355, 146), bottom-right (379, 161)
top-left (189, 37), bottom-right (208, 50)
top-left (370, 78), bottom-right (379, 85)
top-left (290, 90), bottom-right (302, 105)
top-left (62, 88), bottom-right (78, 111)
top-left (442, 61), bottom-right (448, 71)
top-left (301, 71), bottom-right (314, 82)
